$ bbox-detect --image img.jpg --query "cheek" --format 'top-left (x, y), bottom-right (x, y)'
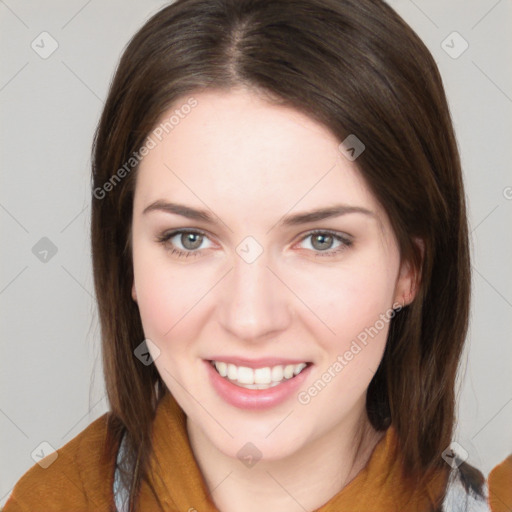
top-left (285, 255), bottom-right (398, 357)
top-left (293, 263), bottom-right (397, 404)
top-left (132, 246), bottom-right (205, 340)
top-left (301, 264), bottom-right (394, 326)
top-left (337, 268), bottom-right (393, 331)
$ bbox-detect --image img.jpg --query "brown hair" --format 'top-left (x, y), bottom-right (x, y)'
top-left (91, 0), bottom-right (472, 508)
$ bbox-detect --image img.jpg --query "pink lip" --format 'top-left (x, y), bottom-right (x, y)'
top-left (206, 356), bottom-right (312, 368)
top-left (204, 359), bottom-right (313, 410)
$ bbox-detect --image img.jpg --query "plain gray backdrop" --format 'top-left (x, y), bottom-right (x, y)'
top-left (1, 0), bottom-right (511, 506)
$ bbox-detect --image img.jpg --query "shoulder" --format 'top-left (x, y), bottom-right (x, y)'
top-left (3, 413), bottom-right (117, 512)
top-left (487, 454), bottom-right (512, 512)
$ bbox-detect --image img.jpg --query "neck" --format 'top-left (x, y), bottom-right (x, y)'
top-left (186, 407), bottom-right (384, 512)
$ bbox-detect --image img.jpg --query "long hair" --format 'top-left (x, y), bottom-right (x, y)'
top-left (90, 0), bottom-right (472, 508)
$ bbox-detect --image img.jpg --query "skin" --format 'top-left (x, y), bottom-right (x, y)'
top-left (130, 87), bottom-right (418, 512)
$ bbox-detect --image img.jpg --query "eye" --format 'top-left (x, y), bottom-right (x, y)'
top-left (297, 230), bottom-right (353, 257)
top-left (156, 229), bottom-right (212, 258)
top-left (156, 228), bottom-right (353, 259)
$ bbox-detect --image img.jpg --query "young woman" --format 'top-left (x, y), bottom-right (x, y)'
top-left (4, 0), bottom-right (509, 511)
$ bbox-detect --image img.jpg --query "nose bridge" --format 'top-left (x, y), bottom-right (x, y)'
top-left (218, 244), bottom-right (291, 341)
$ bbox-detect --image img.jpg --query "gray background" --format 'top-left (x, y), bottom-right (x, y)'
top-left (1, 0), bottom-right (511, 506)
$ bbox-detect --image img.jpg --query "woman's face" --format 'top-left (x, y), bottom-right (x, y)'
top-left (130, 87), bottom-right (414, 461)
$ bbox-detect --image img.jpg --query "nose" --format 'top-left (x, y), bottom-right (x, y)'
top-left (217, 250), bottom-right (293, 343)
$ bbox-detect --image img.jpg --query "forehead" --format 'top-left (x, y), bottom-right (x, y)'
top-left (133, 88), bottom-right (381, 222)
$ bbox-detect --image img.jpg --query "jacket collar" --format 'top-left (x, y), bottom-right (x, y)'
top-left (133, 390), bottom-right (448, 511)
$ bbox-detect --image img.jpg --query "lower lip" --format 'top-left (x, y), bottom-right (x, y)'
top-left (204, 360), bottom-right (313, 410)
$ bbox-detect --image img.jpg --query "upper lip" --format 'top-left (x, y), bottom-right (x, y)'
top-left (206, 356), bottom-right (312, 368)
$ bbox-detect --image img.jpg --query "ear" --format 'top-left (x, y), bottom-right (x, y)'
top-left (131, 282), bottom-right (138, 303)
top-left (393, 238), bottom-right (424, 307)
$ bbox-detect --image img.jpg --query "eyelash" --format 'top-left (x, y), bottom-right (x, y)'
top-left (155, 229), bottom-right (353, 259)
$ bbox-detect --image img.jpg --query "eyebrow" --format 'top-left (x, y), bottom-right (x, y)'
top-left (142, 200), bottom-right (375, 226)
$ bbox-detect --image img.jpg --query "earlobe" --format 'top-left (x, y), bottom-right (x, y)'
top-left (131, 282), bottom-right (137, 303)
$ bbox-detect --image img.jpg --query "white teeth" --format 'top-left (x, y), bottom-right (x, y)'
top-left (237, 366), bottom-right (254, 384)
top-left (235, 382), bottom-right (282, 390)
top-left (271, 365), bottom-right (283, 382)
top-left (215, 361), bottom-right (228, 377)
top-left (212, 360), bottom-right (309, 386)
top-left (283, 365), bottom-right (294, 379)
top-left (227, 363), bottom-right (237, 380)
top-left (293, 363), bottom-right (307, 375)
top-left (254, 367), bottom-right (272, 384)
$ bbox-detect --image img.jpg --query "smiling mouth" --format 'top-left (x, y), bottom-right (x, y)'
top-left (208, 360), bottom-right (313, 389)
